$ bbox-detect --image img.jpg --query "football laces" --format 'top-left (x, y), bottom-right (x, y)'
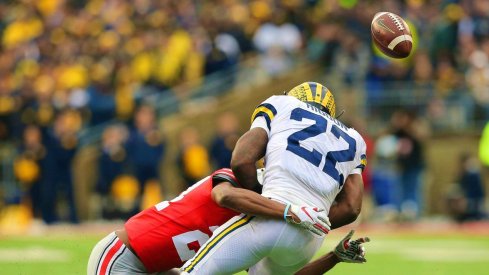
top-left (388, 13), bottom-right (405, 31)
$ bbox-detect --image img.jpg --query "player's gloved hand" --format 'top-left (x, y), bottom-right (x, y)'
top-left (284, 204), bottom-right (331, 236)
top-left (334, 230), bottom-right (370, 263)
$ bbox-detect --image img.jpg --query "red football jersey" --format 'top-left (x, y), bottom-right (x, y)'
top-left (124, 168), bottom-right (240, 272)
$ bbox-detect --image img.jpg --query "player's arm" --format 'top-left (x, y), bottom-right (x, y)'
top-left (230, 127), bottom-right (268, 191)
top-left (212, 181), bottom-right (291, 219)
top-left (328, 173), bottom-right (364, 229)
top-left (232, 97), bottom-right (279, 191)
top-left (295, 230), bottom-right (370, 275)
top-left (329, 137), bottom-right (367, 229)
top-left (295, 252), bottom-right (341, 274)
top-left (212, 181), bottom-right (330, 235)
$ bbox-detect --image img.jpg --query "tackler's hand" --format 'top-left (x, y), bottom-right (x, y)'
top-left (334, 230), bottom-right (370, 263)
top-left (285, 204), bottom-right (331, 236)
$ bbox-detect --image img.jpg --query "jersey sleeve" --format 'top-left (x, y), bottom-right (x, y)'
top-left (250, 96), bottom-right (279, 133)
top-left (350, 134), bottom-right (367, 175)
top-left (211, 168), bottom-right (241, 188)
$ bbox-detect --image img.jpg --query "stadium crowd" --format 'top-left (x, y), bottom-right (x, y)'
top-left (0, 0), bottom-right (488, 224)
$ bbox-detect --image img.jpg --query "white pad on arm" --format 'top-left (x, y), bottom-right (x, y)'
top-left (250, 116), bottom-right (270, 136)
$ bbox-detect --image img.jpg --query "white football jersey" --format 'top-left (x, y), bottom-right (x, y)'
top-left (250, 95), bottom-right (367, 212)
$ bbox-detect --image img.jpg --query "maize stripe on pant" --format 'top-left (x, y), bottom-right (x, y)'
top-left (180, 214), bottom-right (324, 275)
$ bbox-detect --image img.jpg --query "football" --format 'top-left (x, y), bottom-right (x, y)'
top-left (371, 12), bottom-right (413, 58)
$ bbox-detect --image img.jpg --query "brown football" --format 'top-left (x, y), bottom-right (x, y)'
top-left (371, 12), bottom-right (413, 58)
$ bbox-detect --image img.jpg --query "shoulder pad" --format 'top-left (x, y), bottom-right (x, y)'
top-left (211, 168), bottom-right (240, 187)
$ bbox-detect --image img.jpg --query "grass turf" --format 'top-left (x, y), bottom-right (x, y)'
top-left (1, 233), bottom-right (488, 274)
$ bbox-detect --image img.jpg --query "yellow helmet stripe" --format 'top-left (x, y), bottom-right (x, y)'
top-left (287, 82), bottom-right (335, 117)
top-left (304, 83), bottom-right (314, 102)
top-left (315, 83), bottom-right (323, 104)
top-left (321, 88), bottom-right (332, 108)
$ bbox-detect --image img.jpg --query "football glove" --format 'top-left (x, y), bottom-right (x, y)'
top-left (334, 230), bottom-right (370, 263)
top-left (285, 204), bottom-right (331, 236)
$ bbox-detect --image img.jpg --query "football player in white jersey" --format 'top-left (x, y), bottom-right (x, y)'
top-left (181, 82), bottom-right (367, 275)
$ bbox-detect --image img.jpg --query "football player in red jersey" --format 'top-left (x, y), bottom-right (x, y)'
top-left (87, 167), bottom-right (369, 275)
top-left (87, 168), bottom-right (331, 275)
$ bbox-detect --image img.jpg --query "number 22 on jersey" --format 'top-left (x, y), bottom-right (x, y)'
top-left (286, 108), bottom-right (356, 187)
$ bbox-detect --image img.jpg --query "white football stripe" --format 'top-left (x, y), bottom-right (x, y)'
top-left (388, 34), bottom-right (413, 50)
top-left (372, 12), bottom-right (389, 24)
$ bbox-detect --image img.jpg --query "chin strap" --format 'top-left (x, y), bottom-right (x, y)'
top-left (336, 109), bottom-right (345, 119)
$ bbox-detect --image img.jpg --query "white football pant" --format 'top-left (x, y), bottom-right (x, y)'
top-left (180, 214), bottom-right (324, 275)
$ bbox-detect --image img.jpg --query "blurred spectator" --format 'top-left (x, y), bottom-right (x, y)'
top-left (253, 11), bottom-right (301, 75)
top-left (332, 31), bottom-right (370, 86)
top-left (14, 125), bottom-right (45, 218)
top-left (391, 109), bottom-right (427, 220)
top-left (205, 41), bottom-right (233, 76)
top-left (126, 105), bottom-right (165, 191)
top-left (434, 57), bottom-right (461, 98)
top-left (215, 32), bottom-right (241, 66)
top-left (106, 174), bottom-right (140, 220)
top-left (209, 112), bottom-right (240, 169)
top-left (457, 153), bottom-right (486, 220)
top-left (412, 51), bottom-right (434, 89)
top-left (371, 133), bottom-right (400, 222)
top-left (40, 110), bottom-right (80, 224)
top-left (96, 125), bottom-right (129, 197)
top-left (177, 126), bottom-right (211, 187)
top-left (459, 0), bottom-right (489, 43)
top-left (86, 62), bottom-right (117, 126)
top-left (429, 4), bottom-right (462, 64)
top-left (466, 49), bottom-right (489, 119)
top-left (307, 22), bottom-right (341, 70)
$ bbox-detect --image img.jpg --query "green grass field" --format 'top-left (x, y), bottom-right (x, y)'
top-left (1, 228), bottom-right (488, 275)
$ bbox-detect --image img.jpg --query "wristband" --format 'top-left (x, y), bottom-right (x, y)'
top-left (283, 203), bottom-right (291, 221)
